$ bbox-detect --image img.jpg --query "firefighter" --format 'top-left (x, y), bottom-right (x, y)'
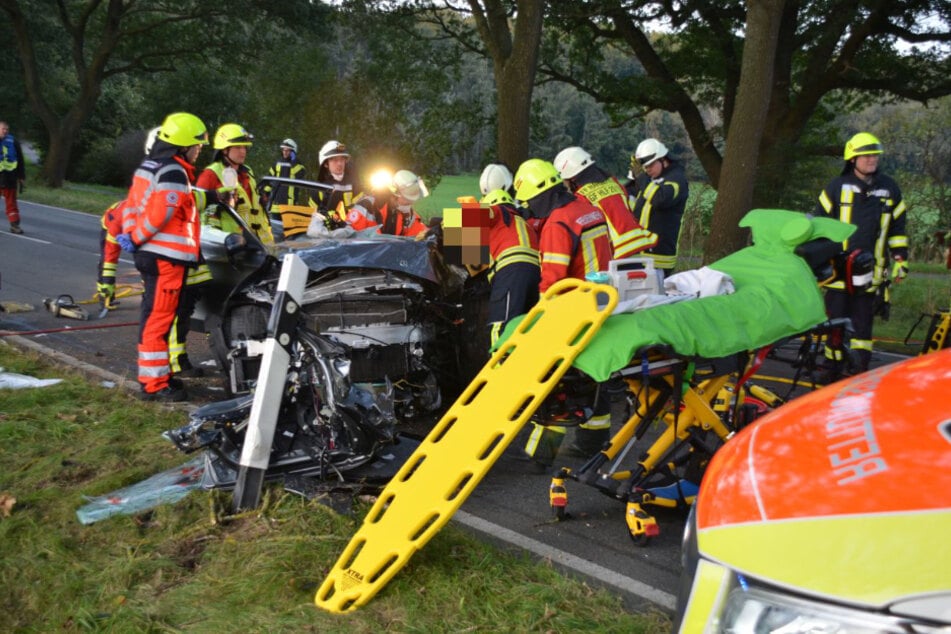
top-left (815, 132), bottom-right (908, 379)
top-left (196, 123), bottom-right (274, 245)
top-left (554, 146), bottom-right (657, 260)
top-left (316, 140), bottom-right (361, 220)
top-left (96, 199), bottom-right (125, 311)
top-left (480, 188), bottom-right (540, 345)
top-left (263, 138), bottom-right (306, 206)
top-left (116, 112), bottom-right (209, 401)
top-left (629, 138), bottom-right (689, 277)
top-left (0, 121), bottom-right (26, 234)
top-left (347, 169), bottom-right (429, 237)
top-left (513, 158), bottom-right (614, 463)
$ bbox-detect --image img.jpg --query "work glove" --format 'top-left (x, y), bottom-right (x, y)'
top-left (116, 233), bottom-right (137, 253)
top-left (891, 257), bottom-right (908, 284)
top-left (96, 282), bottom-right (118, 310)
top-left (216, 185), bottom-right (236, 207)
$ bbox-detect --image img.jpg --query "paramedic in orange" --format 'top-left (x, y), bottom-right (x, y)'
top-left (116, 112), bottom-right (208, 402)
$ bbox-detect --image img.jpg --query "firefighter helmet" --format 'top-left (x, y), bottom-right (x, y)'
top-left (635, 138), bottom-right (668, 167)
top-left (213, 123), bottom-right (253, 150)
top-left (157, 112), bottom-right (208, 148)
top-left (513, 159), bottom-right (562, 203)
top-left (390, 169), bottom-right (426, 202)
top-left (844, 132), bottom-right (883, 161)
top-left (479, 163), bottom-right (513, 196)
top-left (481, 189), bottom-right (515, 206)
top-left (319, 140), bottom-right (349, 166)
top-left (280, 138), bottom-right (298, 152)
top-left (553, 146), bottom-right (595, 180)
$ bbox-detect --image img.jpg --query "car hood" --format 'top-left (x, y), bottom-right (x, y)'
top-left (276, 235), bottom-right (447, 285)
top-left (695, 350), bottom-right (951, 608)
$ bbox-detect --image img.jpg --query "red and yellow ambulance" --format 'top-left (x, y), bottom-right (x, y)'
top-left (674, 350), bottom-right (951, 632)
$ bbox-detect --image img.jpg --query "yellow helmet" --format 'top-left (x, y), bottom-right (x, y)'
top-left (844, 132), bottom-right (883, 161)
top-left (213, 123), bottom-right (254, 150)
top-left (480, 188), bottom-right (515, 206)
top-left (513, 159), bottom-right (562, 203)
top-left (157, 112), bottom-right (207, 148)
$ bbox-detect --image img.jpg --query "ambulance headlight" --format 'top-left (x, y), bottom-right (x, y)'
top-left (720, 586), bottom-right (916, 633)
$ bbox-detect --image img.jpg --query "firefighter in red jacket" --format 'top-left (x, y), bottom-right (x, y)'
top-left (513, 158), bottom-right (614, 463)
top-left (116, 112), bottom-right (208, 402)
top-left (96, 200), bottom-right (125, 310)
top-left (347, 169), bottom-right (429, 237)
top-left (480, 188), bottom-right (541, 345)
top-left (554, 146), bottom-right (657, 260)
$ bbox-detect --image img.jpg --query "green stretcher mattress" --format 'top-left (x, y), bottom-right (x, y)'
top-left (503, 209), bottom-right (856, 383)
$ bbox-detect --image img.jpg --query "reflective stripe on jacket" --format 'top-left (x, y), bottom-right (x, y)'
top-left (816, 170), bottom-right (907, 290)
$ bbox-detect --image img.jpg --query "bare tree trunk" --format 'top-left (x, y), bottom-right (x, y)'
top-left (469, 0), bottom-right (543, 168)
top-left (703, 0), bottom-right (787, 262)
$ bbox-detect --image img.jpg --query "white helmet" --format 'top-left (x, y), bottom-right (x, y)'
top-left (635, 138), bottom-right (668, 167)
top-left (319, 140), bottom-right (349, 166)
top-left (280, 138), bottom-right (298, 152)
top-left (479, 163), bottom-right (513, 196)
top-left (390, 169), bottom-right (428, 202)
top-left (553, 146), bottom-right (594, 180)
top-left (144, 126), bottom-right (161, 155)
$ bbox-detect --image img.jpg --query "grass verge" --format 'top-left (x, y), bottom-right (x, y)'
top-left (0, 342), bottom-right (670, 633)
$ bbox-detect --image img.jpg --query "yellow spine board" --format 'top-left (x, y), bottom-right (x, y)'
top-left (315, 279), bottom-right (618, 613)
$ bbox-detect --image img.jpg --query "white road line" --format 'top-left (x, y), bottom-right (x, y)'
top-left (453, 509), bottom-right (678, 611)
top-left (0, 232), bottom-right (51, 245)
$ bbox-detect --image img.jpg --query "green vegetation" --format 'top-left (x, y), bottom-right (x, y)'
top-left (0, 343), bottom-right (669, 633)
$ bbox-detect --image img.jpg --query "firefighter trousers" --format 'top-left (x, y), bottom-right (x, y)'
top-left (135, 252), bottom-right (187, 393)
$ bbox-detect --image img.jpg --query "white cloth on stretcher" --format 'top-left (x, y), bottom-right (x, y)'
top-left (611, 267), bottom-right (735, 315)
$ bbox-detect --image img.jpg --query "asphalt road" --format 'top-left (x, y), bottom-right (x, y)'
top-left (0, 200), bottom-right (911, 615)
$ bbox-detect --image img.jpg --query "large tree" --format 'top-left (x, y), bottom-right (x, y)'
top-left (410, 0), bottom-right (545, 169)
top-left (545, 0), bottom-right (951, 258)
top-left (0, 0), bottom-right (288, 187)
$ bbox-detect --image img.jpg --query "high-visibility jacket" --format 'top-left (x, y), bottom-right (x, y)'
top-left (99, 200), bottom-right (125, 284)
top-left (346, 194), bottom-right (426, 237)
top-left (265, 157), bottom-right (306, 205)
top-left (316, 164), bottom-right (361, 213)
top-left (196, 161), bottom-right (274, 245)
top-left (632, 160), bottom-right (689, 270)
top-left (537, 197), bottom-right (613, 292)
top-left (576, 176), bottom-right (657, 259)
top-left (0, 133), bottom-right (25, 189)
top-left (486, 203), bottom-right (541, 342)
top-left (125, 156), bottom-right (201, 265)
top-left (816, 170), bottom-right (907, 291)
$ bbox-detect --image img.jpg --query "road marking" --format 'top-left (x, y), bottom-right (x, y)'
top-left (0, 232), bottom-right (51, 245)
top-left (23, 200), bottom-right (102, 216)
top-left (454, 509), bottom-right (678, 611)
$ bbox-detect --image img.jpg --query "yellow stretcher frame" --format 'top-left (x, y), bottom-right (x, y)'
top-left (315, 279), bottom-right (618, 613)
top-left (548, 353), bottom-right (783, 545)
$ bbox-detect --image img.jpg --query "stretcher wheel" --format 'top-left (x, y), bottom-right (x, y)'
top-left (629, 531), bottom-right (651, 547)
top-left (551, 504), bottom-right (567, 521)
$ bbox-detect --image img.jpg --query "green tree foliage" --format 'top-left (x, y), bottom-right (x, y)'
top-left (0, 0), bottom-right (314, 187)
top-left (543, 0), bottom-right (951, 258)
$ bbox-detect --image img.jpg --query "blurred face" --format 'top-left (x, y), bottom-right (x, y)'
top-left (281, 147), bottom-right (292, 159)
top-left (327, 155), bottom-right (348, 179)
top-left (853, 154), bottom-right (879, 179)
top-left (225, 145), bottom-right (248, 165)
top-left (0, 122), bottom-right (8, 139)
top-left (185, 144), bottom-right (203, 164)
top-left (395, 193), bottom-right (414, 208)
top-left (644, 159), bottom-right (664, 179)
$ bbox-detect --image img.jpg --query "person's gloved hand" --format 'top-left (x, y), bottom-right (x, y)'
top-left (96, 282), bottom-right (118, 309)
top-left (216, 185), bottom-right (236, 206)
top-left (116, 233), bottom-right (137, 253)
top-left (891, 257), bottom-right (908, 283)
